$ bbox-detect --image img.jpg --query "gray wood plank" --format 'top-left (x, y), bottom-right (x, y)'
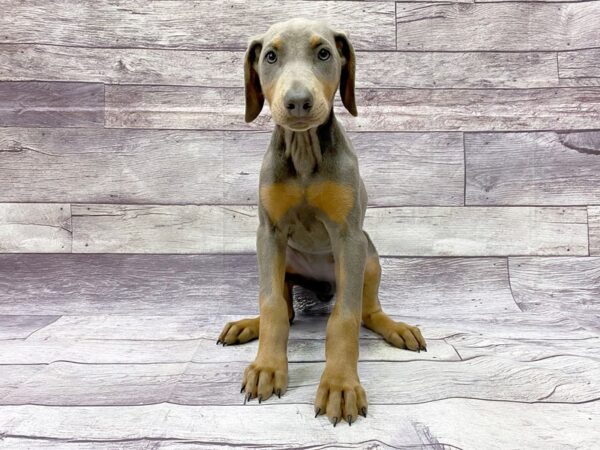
top-left (0, 316), bottom-right (60, 340)
top-left (105, 86), bottom-right (600, 131)
top-left (69, 205), bottom-right (589, 255)
top-left (3, 355), bottom-right (598, 406)
top-left (558, 48), bottom-right (600, 86)
top-left (0, 402), bottom-right (598, 449)
top-left (0, 203), bottom-right (71, 252)
top-left (396, 2), bottom-right (600, 51)
top-left (0, 1), bottom-right (395, 51)
top-left (509, 256), bottom-right (600, 331)
top-left (0, 254), bottom-right (516, 316)
top-left (0, 82), bottom-right (104, 128)
top-left (591, 207), bottom-right (600, 256)
top-left (0, 45), bottom-right (559, 89)
top-left (0, 128), bottom-right (464, 206)
top-left (466, 131), bottom-right (600, 205)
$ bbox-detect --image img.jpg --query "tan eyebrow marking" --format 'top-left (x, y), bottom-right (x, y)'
top-left (272, 36), bottom-right (282, 50)
top-left (310, 34), bottom-right (323, 48)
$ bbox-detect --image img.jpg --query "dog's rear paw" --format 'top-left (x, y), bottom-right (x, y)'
top-left (241, 357), bottom-right (288, 403)
top-left (217, 317), bottom-right (259, 345)
top-left (384, 321), bottom-right (427, 352)
top-left (314, 367), bottom-right (367, 426)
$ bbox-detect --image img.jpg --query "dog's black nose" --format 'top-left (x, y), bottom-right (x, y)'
top-left (284, 87), bottom-right (313, 117)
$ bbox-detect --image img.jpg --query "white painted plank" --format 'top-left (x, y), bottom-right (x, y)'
top-left (0, 401), bottom-right (598, 449)
top-left (509, 256), bottom-right (600, 330)
top-left (0, 316), bottom-right (60, 340)
top-left (0, 128), bottom-right (464, 206)
top-left (0, 203), bottom-right (71, 252)
top-left (3, 355), bottom-right (599, 406)
top-left (0, 45), bottom-right (559, 89)
top-left (365, 207), bottom-right (589, 256)
top-left (0, 0), bottom-right (395, 51)
top-left (447, 335), bottom-right (600, 361)
top-left (0, 337), bottom-right (457, 365)
top-left (105, 86), bottom-right (600, 131)
top-left (466, 131), bottom-right (600, 205)
top-left (27, 312), bottom-right (596, 343)
top-left (70, 205), bottom-right (589, 255)
top-left (396, 2), bottom-right (600, 51)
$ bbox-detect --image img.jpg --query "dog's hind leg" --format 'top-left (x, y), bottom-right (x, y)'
top-left (361, 232), bottom-right (427, 352)
top-left (217, 280), bottom-right (294, 345)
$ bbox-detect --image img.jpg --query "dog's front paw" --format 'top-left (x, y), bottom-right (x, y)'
top-left (314, 367), bottom-right (367, 426)
top-left (241, 356), bottom-right (288, 403)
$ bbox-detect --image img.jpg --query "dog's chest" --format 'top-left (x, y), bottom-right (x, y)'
top-left (259, 180), bottom-right (354, 227)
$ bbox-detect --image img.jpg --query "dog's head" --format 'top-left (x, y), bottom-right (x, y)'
top-left (244, 18), bottom-right (357, 130)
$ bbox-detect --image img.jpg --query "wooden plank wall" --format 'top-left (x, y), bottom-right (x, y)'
top-left (0, 2), bottom-right (599, 255)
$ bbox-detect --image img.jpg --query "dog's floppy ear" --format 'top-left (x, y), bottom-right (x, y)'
top-left (334, 31), bottom-right (357, 117)
top-left (244, 35), bottom-right (264, 122)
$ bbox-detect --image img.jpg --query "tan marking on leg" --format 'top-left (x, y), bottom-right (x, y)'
top-left (306, 181), bottom-right (354, 225)
top-left (260, 182), bottom-right (304, 223)
top-left (361, 252), bottom-right (427, 352)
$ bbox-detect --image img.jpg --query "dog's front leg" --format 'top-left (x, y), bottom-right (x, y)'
top-left (315, 228), bottom-right (368, 426)
top-left (242, 223), bottom-right (290, 403)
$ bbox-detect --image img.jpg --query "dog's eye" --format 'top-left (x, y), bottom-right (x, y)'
top-left (265, 51), bottom-right (277, 64)
top-left (318, 48), bottom-right (331, 61)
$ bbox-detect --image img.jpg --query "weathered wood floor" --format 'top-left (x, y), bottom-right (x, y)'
top-left (1, 0), bottom-right (600, 447)
top-left (0, 254), bottom-right (598, 448)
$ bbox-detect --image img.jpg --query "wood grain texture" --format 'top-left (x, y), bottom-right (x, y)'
top-left (558, 48), bottom-right (600, 86)
top-left (396, 2), bottom-right (600, 51)
top-left (0, 82), bottom-right (104, 128)
top-left (71, 204), bottom-right (257, 253)
top-left (0, 44), bottom-right (559, 89)
top-left (0, 402), bottom-right (598, 449)
top-left (0, 128), bottom-right (464, 206)
top-left (365, 207), bottom-right (589, 256)
top-left (0, 204), bottom-right (71, 252)
top-left (591, 207), bottom-right (600, 256)
top-left (0, 316), bottom-right (60, 340)
top-left (2, 355), bottom-right (598, 406)
top-left (105, 86), bottom-right (600, 131)
top-left (510, 257), bottom-right (600, 317)
top-left (0, 254), bottom-right (515, 316)
top-left (28, 312), bottom-right (595, 343)
top-left (0, 337), bottom-right (458, 365)
top-left (466, 131), bottom-right (600, 205)
top-left (0, 0), bottom-right (395, 51)
top-left (68, 204), bottom-right (589, 255)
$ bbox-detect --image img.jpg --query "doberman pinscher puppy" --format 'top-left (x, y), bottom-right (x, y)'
top-left (217, 18), bottom-right (426, 426)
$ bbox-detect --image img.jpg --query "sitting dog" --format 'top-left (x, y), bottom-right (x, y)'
top-left (218, 18), bottom-right (426, 426)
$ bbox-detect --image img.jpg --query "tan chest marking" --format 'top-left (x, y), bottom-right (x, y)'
top-left (260, 183), bottom-right (304, 223)
top-left (260, 181), bottom-right (354, 225)
top-left (306, 181), bottom-right (354, 225)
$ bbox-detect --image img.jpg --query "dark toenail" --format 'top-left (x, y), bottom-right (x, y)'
top-left (348, 415), bottom-right (352, 426)
top-left (258, 395), bottom-right (262, 404)
top-left (333, 417), bottom-right (338, 427)
top-left (360, 407), bottom-right (367, 417)
top-left (315, 408), bottom-right (320, 418)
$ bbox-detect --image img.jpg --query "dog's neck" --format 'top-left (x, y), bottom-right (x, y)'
top-left (276, 111), bottom-right (338, 179)
top-left (282, 127), bottom-right (322, 179)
